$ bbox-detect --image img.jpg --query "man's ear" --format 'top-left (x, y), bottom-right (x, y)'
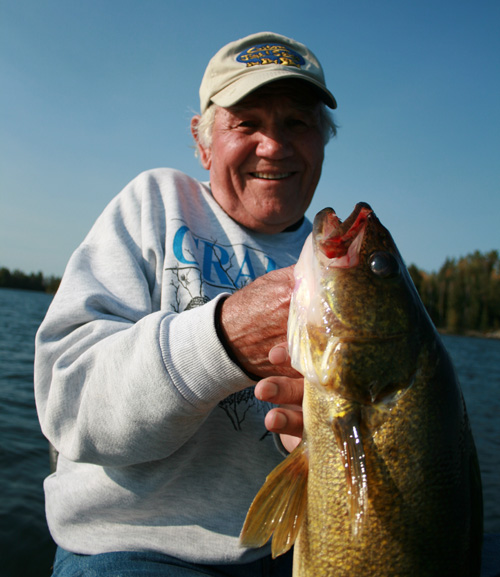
top-left (191, 116), bottom-right (211, 170)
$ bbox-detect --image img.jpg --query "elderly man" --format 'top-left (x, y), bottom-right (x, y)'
top-left (35, 31), bottom-right (337, 576)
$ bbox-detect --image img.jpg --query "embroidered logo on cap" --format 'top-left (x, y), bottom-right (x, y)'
top-left (236, 43), bottom-right (305, 68)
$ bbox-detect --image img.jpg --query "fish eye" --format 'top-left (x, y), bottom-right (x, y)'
top-left (368, 252), bottom-right (400, 279)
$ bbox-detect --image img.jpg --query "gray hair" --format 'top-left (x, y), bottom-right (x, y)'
top-left (193, 102), bottom-right (337, 155)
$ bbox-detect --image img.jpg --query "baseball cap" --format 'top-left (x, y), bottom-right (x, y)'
top-left (199, 32), bottom-right (337, 113)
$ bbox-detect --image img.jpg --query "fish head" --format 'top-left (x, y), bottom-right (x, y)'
top-left (289, 202), bottom-right (429, 405)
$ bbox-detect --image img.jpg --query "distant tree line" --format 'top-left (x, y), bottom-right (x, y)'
top-left (408, 250), bottom-right (500, 335)
top-left (0, 267), bottom-right (61, 294)
top-left (2, 251), bottom-right (499, 334)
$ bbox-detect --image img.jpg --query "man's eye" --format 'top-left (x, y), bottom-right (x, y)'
top-left (238, 121), bottom-right (257, 129)
top-left (286, 118), bottom-right (309, 131)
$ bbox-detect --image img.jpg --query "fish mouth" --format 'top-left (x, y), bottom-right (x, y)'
top-left (313, 202), bottom-right (373, 265)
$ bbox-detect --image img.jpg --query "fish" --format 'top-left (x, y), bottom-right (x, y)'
top-left (240, 203), bottom-right (483, 576)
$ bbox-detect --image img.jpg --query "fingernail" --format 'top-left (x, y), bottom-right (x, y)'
top-left (271, 411), bottom-right (287, 430)
top-left (269, 346), bottom-right (288, 365)
top-left (259, 381), bottom-right (278, 401)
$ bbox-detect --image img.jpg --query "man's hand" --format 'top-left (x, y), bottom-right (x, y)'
top-left (218, 268), bottom-right (304, 451)
top-left (218, 266), bottom-right (302, 379)
top-left (255, 344), bottom-right (304, 453)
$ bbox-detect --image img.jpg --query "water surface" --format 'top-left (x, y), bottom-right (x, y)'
top-left (0, 288), bottom-right (498, 576)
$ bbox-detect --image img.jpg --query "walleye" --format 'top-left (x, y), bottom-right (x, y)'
top-left (241, 203), bottom-right (483, 576)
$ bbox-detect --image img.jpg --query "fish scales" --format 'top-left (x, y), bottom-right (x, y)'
top-left (241, 203), bottom-right (483, 576)
top-left (298, 339), bottom-right (474, 575)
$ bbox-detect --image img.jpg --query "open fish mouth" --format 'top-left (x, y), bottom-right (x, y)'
top-left (313, 202), bottom-right (404, 283)
top-left (313, 202), bottom-right (373, 268)
top-left (308, 202), bottom-right (413, 341)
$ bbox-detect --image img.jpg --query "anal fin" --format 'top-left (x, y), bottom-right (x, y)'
top-left (240, 441), bottom-right (308, 558)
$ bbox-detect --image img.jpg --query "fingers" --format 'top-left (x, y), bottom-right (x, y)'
top-left (264, 406), bottom-right (303, 436)
top-left (267, 343), bottom-right (301, 378)
top-left (279, 434), bottom-right (302, 453)
top-left (268, 343), bottom-right (290, 366)
top-left (256, 376), bottom-right (304, 448)
top-left (258, 341), bottom-right (304, 450)
top-left (254, 376), bottom-right (303, 406)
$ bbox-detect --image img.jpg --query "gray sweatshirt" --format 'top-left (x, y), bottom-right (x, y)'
top-left (34, 168), bottom-right (311, 563)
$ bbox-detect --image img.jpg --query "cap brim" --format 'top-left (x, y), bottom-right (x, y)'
top-left (210, 69), bottom-right (337, 110)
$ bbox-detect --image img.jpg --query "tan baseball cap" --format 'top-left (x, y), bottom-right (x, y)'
top-left (199, 32), bottom-right (337, 113)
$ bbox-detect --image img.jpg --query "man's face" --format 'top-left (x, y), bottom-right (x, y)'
top-left (194, 82), bottom-right (326, 233)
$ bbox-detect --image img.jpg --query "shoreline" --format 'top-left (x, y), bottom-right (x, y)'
top-left (2, 287), bottom-right (499, 340)
top-left (438, 329), bottom-right (500, 341)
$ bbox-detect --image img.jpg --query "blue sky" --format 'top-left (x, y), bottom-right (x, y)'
top-left (1, 0), bottom-right (499, 276)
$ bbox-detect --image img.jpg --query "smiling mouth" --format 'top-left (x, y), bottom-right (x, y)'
top-left (250, 172), bottom-right (294, 180)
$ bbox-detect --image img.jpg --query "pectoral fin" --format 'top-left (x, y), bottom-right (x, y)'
top-left (332, 408), bottom-right (368, 538)
top-left (240, 441), bottom-right (308, 558)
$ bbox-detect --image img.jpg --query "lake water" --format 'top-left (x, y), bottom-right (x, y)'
top-left (0, 287), bottom-right (499, 576)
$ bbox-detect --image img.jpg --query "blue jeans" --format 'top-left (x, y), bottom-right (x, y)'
top-left (52, 547), bottom-right (293, 577)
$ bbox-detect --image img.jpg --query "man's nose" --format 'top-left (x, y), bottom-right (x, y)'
top-left (255, 127), bottom-right (293, 159)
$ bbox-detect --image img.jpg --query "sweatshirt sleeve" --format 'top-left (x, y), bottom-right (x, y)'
top-left (34, 172), bottom-right (254, 467)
